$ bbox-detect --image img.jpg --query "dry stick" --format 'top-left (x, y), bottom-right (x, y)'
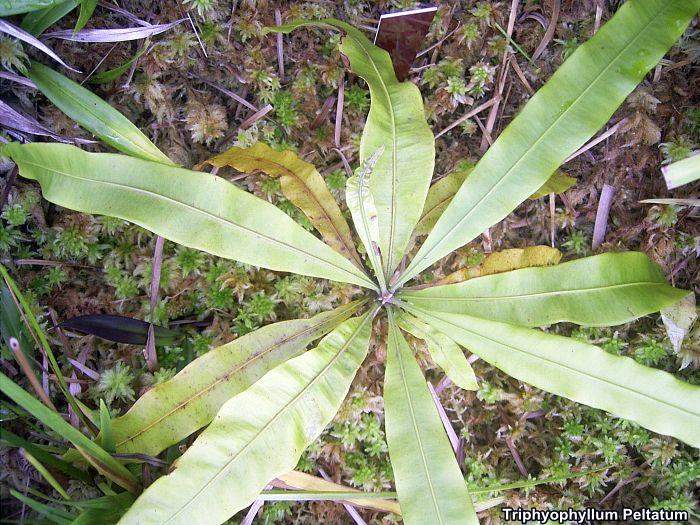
top-left (599, 469), bottom-right (640, 505)
top-left (195, 76), bottom-right (258, 111)
top-left (549, 192), bottom-right (557, 247)
top-left (427, 381), bottom-right (460, 454)
top-left (240, 104), bottom-right (273, 130)
top-left (592, 184), bottom-right (616, 250)
top-left (564, 118), bottom-right (628, 163)
top-left (480, 0), bottom-right (518, 152)
top-left (435, 97), bottom-right (500, 139)
top-left (505, 436), bottom-right (528, 477)
top-left (9, 338), bottom-right (56, 410)
top-left (333, 148), bottom-right (353, 177)
top-left (227, 0), bottom-right (238, 41)
top-left (334, 75), bottom-right (345, 148)
top-left (594, 2), bottom-right (604, 34)
top-left (319, 469), bottom-right (367, 525)
top-left (274, 9), bottom-right (285, 81)
top-left (509, 58), bottom-right (534, 95)
top-left (474, 115), bottom-right (493, 146)
top-left (415, 25), bottom-right (460, 59)
top-left (81, 43), bottom-right (118, 85)
top-left (144, 235), bottom-right (165, 372)
top-left (311, 95), bottom-right (336, 129)
top-left (531, 0), bottom-right (560, 61)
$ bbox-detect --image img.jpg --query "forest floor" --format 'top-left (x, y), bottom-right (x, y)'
top-left (1, 1), bottom-right (698, 523)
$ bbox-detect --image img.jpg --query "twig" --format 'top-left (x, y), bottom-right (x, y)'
top-left (311, 96), bottom-right (336, 129)
top-left (593, 2), bottom-right (603, 34)
top-left (332, 148), bottom-right (353, 177)
top-left (194, 76), bottom-right (258, 111)
top-left (435, 96), bottom-right (500, 139)
top-left (239, 104), bottom-right (273, 130)
top-left (564, 118), bottom-right (627, 163)
top-left (532, 0), bottom-right (561, 61)
top-left (509, 58), bottom-right (534, 96)
top-left (335, 75), bottom-right (345, 147)
top-left (144, 235), bottom-right (164, 372)
top-left (592, 184), bottom-right (616, 250)
top-left (274, 9), bottom-right (285, 80)
top-left (81, 43), bottom-right (118, 85)
top-left (549, 193), bottom-right (557, 247)
top-left (505, 436), bottom-right (528, 477)
top-left (427, 382), bottom-right (459, 454)
top-left (187, 12), bottom-right (207, 58)
top-left (9, 338), bottom-right (56, 410)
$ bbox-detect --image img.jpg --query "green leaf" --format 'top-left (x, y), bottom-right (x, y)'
top-left (70, 492), bottom-right (134, 524)
top-left (413, 169), bottom-right (471, 237)
top-left (396, 311), bottom-right (477, 390)
top-left (74, 0), bottom-right (96, 33)
top-left (9, 490), bottom-right (74, 524)
top-left (0, 0), bottom-right (62, 16)
top-left (21, 448), bottom-right (71, 500)
top-left (385, 311), bottom-right (478, 525)
top-left (529, 170), bottom-right (576, 199)
top-left (21, 0), bottom-right (79, 36)
top-left (662, 153), bottom-right (700, 189)
top-left (400, 252), bottom-right (687, 327)
top-left (271, 19), bottom-right (435, 278)
top-left (26, 61), bottom-right (173, 165)
top-left (111, 301), bottom-right (363, 456)
top-left (0, 371), bottom-right (139, 493)
top-left (396, 0), bottom-right (700, 287)
top-left (88, 44), bottom-right (146, 84)
top-left (202, 142), bottom-right (363, 269)
top-left (119, 311), bottom-right (375, 525)
top-left (407, 306), bottom-right (700, 447)
top-left (346, 147), bottom-right (387, 291)
top-left (98, 400), bottom-right (115, 453)
top-left (3, 143), bottom-right (377, 289)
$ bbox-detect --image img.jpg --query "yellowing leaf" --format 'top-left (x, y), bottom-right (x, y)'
top-left (529, 170), bottom-right (576, 199)
top-left (202, 142), bottom-right (363, 268)
top-left (430, 246), bottom-right (562, 287)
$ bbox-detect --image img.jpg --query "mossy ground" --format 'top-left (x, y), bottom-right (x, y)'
top-left (1, 1), bottom-right (698, 523)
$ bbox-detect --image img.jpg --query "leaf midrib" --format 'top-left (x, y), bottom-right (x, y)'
top-left (404, 3), bottom-right (672, 281)
top-left (349, 34), bottom-right (399, 277)
top-left (115, 302), bottom-right (358, 449)
top-left (21, 159), bottom-right (373, 287)
top-left (415, 308), bottom-right (698, 418)
top-left (388, 321), bottom-right (444, 524)
top-left (163, 312), bottom-right (372, 523)
top-left (402, 281), bottom-right (666, 302)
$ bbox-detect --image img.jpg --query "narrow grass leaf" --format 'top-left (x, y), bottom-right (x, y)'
top-left (26, 62), bottom-right (173, 165)
top-left (45, 19), bottom-right (184, 42)
top-left (60, 314), bottom-right (179, 346)
top-left (74, 0), bottom-right (97, 32)
top-left (0, 19), bottom-right (78, 71)
top-left (0, 0), bottom-right (63, 18)
top-left (21, 0), bottom-right (79, 35)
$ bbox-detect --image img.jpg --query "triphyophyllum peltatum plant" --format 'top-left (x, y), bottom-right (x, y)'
top-left (2, 1), bottom-right (699, 523)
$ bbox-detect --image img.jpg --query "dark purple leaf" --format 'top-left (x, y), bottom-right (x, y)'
top-left (60, 314), bottom-right (180, 345)
top-left (374, 6), bottom-right (437, 81)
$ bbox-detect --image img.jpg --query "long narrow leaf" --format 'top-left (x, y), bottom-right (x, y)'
top-left (270, 19), bottom-right (435, 279)
top-left (26, 61), bottom-right (173, 165)
top-left (112, 301), bottom-right (363, 456)
top-left (396, 311), bottom-right (477, 390)
top-left (396, 0), bottom-right (700, 287)
top-left (2, 143), bottom-right (377, 289)
top-left (0, 0), bottom-right (63, 18)
top-left (0, 371), bottom-right (139, 492)
top-left (60, 314), bottom-right (180, 346)
top-left (407, 306), bottom-right (700, 447)
top-left (202, 142), bottom-right (363, 269)
top-left (21, 0), bottom-right (79, 36)
top-left (662, 153), bottom-right (699, 189)
top-left (384, 311), bottom-right (478, 525)
top-left (45, 19), bottom-right (184, 42)
top-left (413, 169), bottom-right (471, 237)
top-left (119, 311), bottom-right (375, 525)
top-left (74, 0), bottom-right (97, 33)
top-left (0, 19), bottom-right (78, 71)
top-left (400, 252), bottom-right (687, 327)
